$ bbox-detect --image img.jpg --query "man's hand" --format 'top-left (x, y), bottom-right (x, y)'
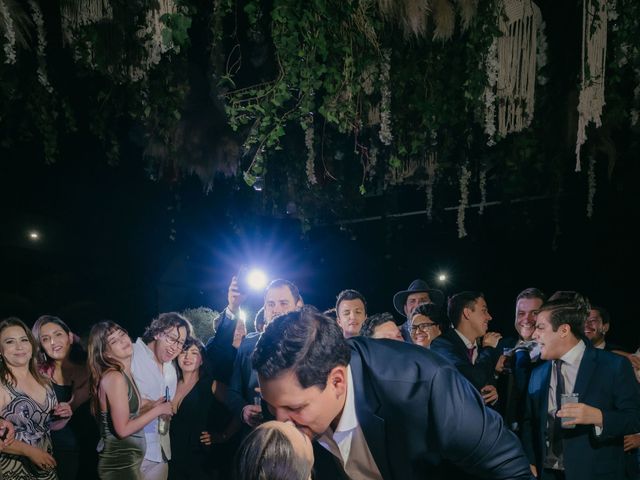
top-left (624, 433), bottom-right (640, 452)
top-left (557, 402), bottom-right (603, 427)
top-left (530, 464), bottom-right (538, 478)
top-left (227, 276), bottom-right (246, 314)
top-left (0, 418), bottom-right (15, 449)
top-left (495, 355), bottom-right (508, 374)
top-left (242, 404), bottom-right (263, 427)
top-left (482, 332), bottom-right (502, 348)
top-left (480, 385), bottom-right (499, 405)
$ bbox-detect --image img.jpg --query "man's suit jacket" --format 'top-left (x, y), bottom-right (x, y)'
top-left (225, 332), bottom-right (261, 417)
top-left (521, 346), bottom-right (640, 480)
top-left (205, 309), bottom-right (239, 384)
top-left (430, 328), bottom-right (501, 391)
top-left (312, 337), bottom-right (534, 480)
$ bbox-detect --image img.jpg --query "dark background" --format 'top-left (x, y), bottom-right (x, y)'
top-left (1, 138), bottom-right (637, 350)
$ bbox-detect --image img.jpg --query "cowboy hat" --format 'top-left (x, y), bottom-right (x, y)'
top-left (393, 279), bottom-right (445, 317)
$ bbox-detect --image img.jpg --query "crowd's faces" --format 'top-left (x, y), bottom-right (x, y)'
top-left (532, 311), bottom-right (567, 360)
top-left (515, 297), bottom-right (543, 341)
top-left (39, 322), bottom-right (72, 361)
top-left (372, 321), bottom-right (403, 341)
top-left (259, 368), bottom-right (347, 440)
top-left (464, 297), bottom-right (492, 339)
top-left (0, 326), bottom-right (33, 368)
top-left (105, 329), bottom-right (133, 362)
top-left (410, 314), bottom-right (440, 347)
top-left (177, 345), bottom-right (203, 374)
top-left (337, 299), bottom-right (367, 338)
top-left (584, 309), bottom-right (608, 346)
top-left (268, 421), bottom-right (314, 467)
top-left (264, 285), bottom-right (298, 324)
top-left (154, 326), bottom-right (188, 363)
top-left (404, 292), bottom-right (431, 317)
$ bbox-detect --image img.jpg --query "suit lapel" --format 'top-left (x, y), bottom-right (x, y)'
top-left (537, 362), bottom-right (551, 440)
top-left (574, 347), bottom-right (596, 396)
top-left (349, 350), bottom-right (392, 480)
top-left (447, 329), bottom-right (472, 364)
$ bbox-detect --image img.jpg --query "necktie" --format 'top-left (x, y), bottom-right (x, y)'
top-left (552, 359), bottom-right (564, 456)
top-left (466, 345), bottom-right (476, 364)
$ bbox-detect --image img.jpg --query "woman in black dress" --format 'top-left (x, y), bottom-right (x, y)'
top-left (32, 316), bottom-right (95, 480)
top-left (169, 338), bottom-right (220, 480)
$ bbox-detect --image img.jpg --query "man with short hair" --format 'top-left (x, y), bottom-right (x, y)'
top-left (392, 279), bottom-right (444, 341)
top-left (227, 279), bottom-right (303, 428)
top-left (132, 312), bottom-right (192, 480)
top-left (430, 291), bottom-right (501, 405)
top-left (335, 289), bottom-right (367, 338)
top-left (254, 307), bottom-right (534, 479)
top-left (584, 306), bottom-right (624, 351)
top-left (499, 288), bottom-right (546, 434)
top-left (522, 293), bottom-right (640, 480)
top-left (359, 312), bottom-right (403, 341)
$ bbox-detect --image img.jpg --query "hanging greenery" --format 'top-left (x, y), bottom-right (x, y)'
top-left (1, 0), bottom-right (639, 234)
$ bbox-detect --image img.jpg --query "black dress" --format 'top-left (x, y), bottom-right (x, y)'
top-left (168, 376), bottom-right (216, 480)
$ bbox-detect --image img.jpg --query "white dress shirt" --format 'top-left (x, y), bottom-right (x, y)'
top-left (131, 338), bottom-right (178, 462)
top-left (318, 366), bottom-right (383, 480)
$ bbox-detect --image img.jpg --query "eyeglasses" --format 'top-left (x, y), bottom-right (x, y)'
top-left (161, 332), bottom-right (186, 349)
top-left (410, 323), bottom-right (437, 334)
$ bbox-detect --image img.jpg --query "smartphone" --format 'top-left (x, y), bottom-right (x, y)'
top-left (236, 265), bottom-right (250, 295)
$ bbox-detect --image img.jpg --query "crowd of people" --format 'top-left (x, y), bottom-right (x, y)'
top-left (0, 276), bottom-right (639, 480)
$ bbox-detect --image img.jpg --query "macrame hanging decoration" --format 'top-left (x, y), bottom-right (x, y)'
top-left (494, 0), bottom-right (542, 138)
top-left (575, 0), bottom-right (607, 172)
top-left (61, 0), bottom-right (113, 43)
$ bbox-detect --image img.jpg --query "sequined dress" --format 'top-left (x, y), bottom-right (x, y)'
top-left (0, 383), bottom-right (57, 480)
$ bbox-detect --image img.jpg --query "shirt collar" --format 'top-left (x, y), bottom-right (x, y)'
top-left (332, 365), bottom-right (358, 433)
top-left (560, 339), bottom-right (586, 367)
top-left (454, 329), bottom-right (476, 349)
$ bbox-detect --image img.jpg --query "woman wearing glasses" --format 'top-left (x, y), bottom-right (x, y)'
top-left (0, 317), bottom-right (71, 478)
top-left (88, 321), bottom-right (174, 480)
top-left (410, 303), bottom-right (444, 348)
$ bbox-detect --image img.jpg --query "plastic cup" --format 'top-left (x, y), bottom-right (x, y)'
top-left (560, 392), bottom-right (579, 429)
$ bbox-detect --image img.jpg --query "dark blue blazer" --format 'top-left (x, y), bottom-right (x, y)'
top-left (225, 332), bottom-right (261, 417)
top-left (521, 346), bottom-right (640, 480)
top-left (430, 328), bottom-right (502, 391)
top-left (312, 337), bottom-right (534, 480)
top-left (205, 309), bottom-right (239, 384)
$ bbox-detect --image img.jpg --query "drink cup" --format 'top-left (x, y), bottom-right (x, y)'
top-left (560, 393), bottom-right (579, 429)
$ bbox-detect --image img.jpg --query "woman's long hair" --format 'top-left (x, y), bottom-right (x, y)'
top-left (32, 315), bottom-right (87, 377)
top-left (0, 317), bottom-right (50, 388)
top-left (87, 321), bottom-right (128, 417)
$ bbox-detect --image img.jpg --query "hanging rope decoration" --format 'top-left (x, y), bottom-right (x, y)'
top-left (575, 0), bottom-right (607, 172)
top-left (494, 0), bottom-right (542, 138)
top-left (61, 0), bottom-right (112, 44)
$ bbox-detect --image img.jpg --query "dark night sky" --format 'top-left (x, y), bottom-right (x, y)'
top-left (1, 0), bottom-right (638, 349)
top-left (1, 134), bottom-right (638, 350)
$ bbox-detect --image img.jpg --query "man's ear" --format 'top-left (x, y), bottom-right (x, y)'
top-left (462, 306), bottom-right (472, 321)
top-left (327, 366), bottom-right (347, 397)
top-left (601, 323), bottom-right (610, 335)
top-left (296, 297), bottom-right (304, 308)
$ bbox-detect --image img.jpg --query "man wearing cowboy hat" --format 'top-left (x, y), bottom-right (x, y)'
top-left (393, 279), bottom-right (445, 342)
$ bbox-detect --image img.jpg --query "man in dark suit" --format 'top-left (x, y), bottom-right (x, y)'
top-left (521, 293), bottom-right (640, 480)
top-left (430, 291), bottom-right (502, 405)
top-left (226, 279), bottom-right (302, 427)
top-left (253, 307), bottom-right (534, 480)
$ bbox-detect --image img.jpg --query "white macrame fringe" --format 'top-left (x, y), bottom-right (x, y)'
top-left (575, 0), bottom-right (607, 172)
top-left (496, 0), bottom-right (541, 137)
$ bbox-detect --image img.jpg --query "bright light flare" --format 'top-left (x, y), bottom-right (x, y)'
top-left (246, 269), bottom-right (268, 291)
top-left (28, 231), bottom-right (40, 241)
top-left (437, 273), bottom-right (448, 283)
